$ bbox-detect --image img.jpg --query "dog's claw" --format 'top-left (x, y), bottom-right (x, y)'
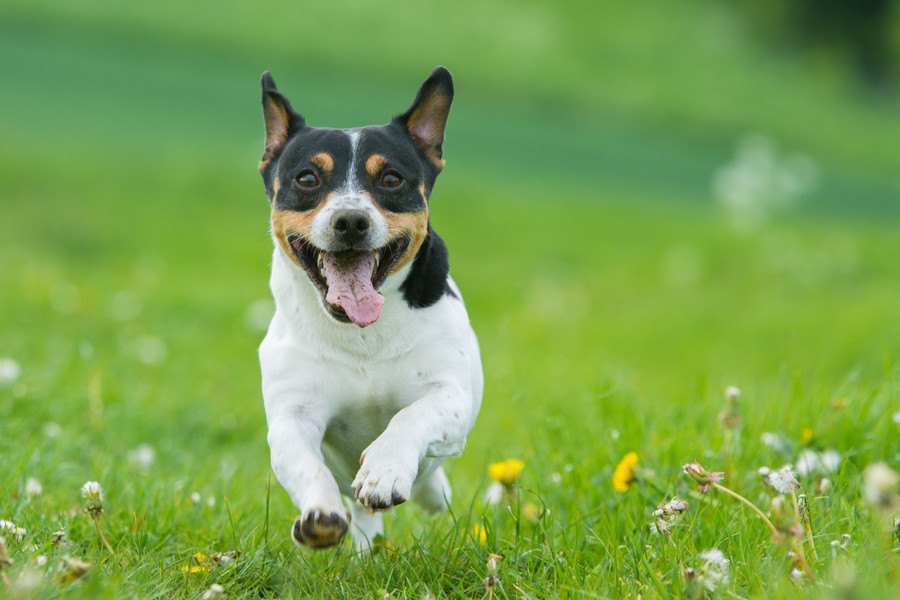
top-left (352, 446), bottom-right (415, 510)
top-left (291, 509), bottom-right (349, 549)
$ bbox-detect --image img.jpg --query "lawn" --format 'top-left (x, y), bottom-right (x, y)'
top-left (1, 1), bottom-right (898, 598)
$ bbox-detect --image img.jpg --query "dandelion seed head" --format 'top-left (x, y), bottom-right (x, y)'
top-left (190, 492), bottom-right (201, 504)
top-left (796, 450), bottom-right (820, 476)
top-left (863, 462), bottom-right (898, 509)
top-left (81, 481), bottom-right (103, 503)
top-left (767, 465), bottom-right (800, 494)
top-left (724, 386), bottom-right (741, 402)
top-left (0, 358), bottom-right (22, 385)
top-left (484, 482), bottom-right (505, 506)
top-left (128, 444), bottom-right (156, 469)
top-left (820, 450), bottom-right (841, 473)
top-left (25, 478), bottom-right (42, 498)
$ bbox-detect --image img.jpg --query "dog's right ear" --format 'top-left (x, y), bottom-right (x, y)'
top-left (260, 72), bottom-right (305, 170)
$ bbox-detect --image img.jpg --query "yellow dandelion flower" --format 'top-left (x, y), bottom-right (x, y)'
top-left (612, 452), bottom-right (639, 493)
top-left (521, 502), bottom-right (541, 523)
top-left (470, 523), bottom-right (487, 545)
top-left (488, 459), bottom-right (525, 486)
top-left (180, 552), bottom-right (211, 574)
top-left (801, 427), bottom-right (814, 444)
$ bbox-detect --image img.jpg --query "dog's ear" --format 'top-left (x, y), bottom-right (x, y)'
top-left (394, 67), bottom-right (454, 169)
top-left (260, 72), bottom-right (304, 169)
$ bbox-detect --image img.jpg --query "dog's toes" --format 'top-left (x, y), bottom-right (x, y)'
top-left (352, 466), bottom-right (413, 510)
top-left (291, 509), bottom-right (349, 549)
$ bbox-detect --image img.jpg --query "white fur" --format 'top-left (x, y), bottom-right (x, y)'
top-left (260, 238), bottom-right (483, 550)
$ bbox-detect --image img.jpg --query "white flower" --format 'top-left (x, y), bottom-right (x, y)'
top-left (190, 492), bottom-right (202, 504)
top-left (202, 583), bottom-right (226, 600)
top-left (724, 386), bottom-right (741, 402)
top-left (767, 465), bottom-right (800, 494)
top-left (698, 549), bottom-right (730, 591)
top-left (81, 481), bottom-right (103, 503)
top-left (128, 444), bottom-right (156, 469)
top-left (790, 568), bottom-right (805, 580)
top-left (761, 432), bottom-right (787, 452)
top-left (820, 450), bottom-right (841, 473)
top-left (25, 478), bottom-right (42, 498)
top-left (43, 422), bottom-right (62, 437)
top-left (484, 482), bottom-right (505, 506)
top-left (0, 520), bottom-right (26, 542)
top-left (0, 358), bottom-right (21, 385)
top-left (863, 462), bottom-right (898, 509)
top-left (548, 472), bottom-right (562, 485)
top-left (207, 496), bottom-right (216, 507)
top-left (653, 497), bottom-right (689, 533)
top-left (35, 555), bottom-right (48, 567)
top-left (795, 450), bottom-right (820, 476)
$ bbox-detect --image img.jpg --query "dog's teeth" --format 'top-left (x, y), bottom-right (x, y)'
top-left (373, 251), bottom-right (380, 270)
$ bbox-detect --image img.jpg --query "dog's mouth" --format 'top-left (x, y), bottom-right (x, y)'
top-left (287, 235), bottom-right (409, 327)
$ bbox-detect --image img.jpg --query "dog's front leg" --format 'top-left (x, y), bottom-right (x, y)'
top-left (352, 383), bottom-right (473, 509)
top-left (267, 406), bottom-right (349, 548)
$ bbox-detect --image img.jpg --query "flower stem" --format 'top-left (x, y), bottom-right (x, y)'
top-left (711, 483), bottom-right (779, 538)
top-left (92, 517), bottom-right (116, 558)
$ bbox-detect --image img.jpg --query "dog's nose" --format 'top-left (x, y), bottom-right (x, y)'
top-left (331, 209), bottom-right (371, 245)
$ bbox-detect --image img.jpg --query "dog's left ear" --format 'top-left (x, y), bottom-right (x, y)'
top-left (394, 67), bottom-right (454, 169)
top-left (260, 71), bottom-right (305, 169)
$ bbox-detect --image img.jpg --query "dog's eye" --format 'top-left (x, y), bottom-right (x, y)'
top-left (295, 170), bottom-right (320, 190)
top-left (379, 172), bottom-right (403, 190)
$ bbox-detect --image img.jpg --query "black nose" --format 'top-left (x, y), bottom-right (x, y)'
top-left (331, 209), bottom-right (371, 245)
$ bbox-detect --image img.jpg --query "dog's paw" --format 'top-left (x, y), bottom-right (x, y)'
top-left (352, 446), bottom-right (417, 510)
top-left (291, 508), bottom-right (350, 549)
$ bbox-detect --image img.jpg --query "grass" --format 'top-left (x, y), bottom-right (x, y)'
top-left (1, 0), bottom-right (899, 598)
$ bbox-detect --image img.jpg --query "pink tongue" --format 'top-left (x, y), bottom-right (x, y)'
top-left (322, 252), bottom-right (384, 327)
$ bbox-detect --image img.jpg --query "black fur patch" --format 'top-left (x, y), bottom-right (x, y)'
top-left (401, 226), bottom-right (455, 308)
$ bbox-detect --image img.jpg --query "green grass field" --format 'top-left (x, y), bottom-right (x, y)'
top-left (1, 1), bottom-right (898, 598)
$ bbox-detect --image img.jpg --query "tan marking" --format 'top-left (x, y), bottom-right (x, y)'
top-left (311, 152), bottom-right (334, 175)
top-left (272, 177), bottom-right (282, 197)
top-left (367, 193), bottom-right (429, 272)
top-left (270, 194), bottom-right (331, 268)
top-left (365, 154), bottom-right (388, 176)
top-left (418, 183), bottom-right (427, 202)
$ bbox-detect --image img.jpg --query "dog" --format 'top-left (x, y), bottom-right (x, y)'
top-left (257, 67), bottom-right (484, 550)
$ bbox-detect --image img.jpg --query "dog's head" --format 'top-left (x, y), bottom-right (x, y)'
top-left (259, 67), bottom-right (453, 328)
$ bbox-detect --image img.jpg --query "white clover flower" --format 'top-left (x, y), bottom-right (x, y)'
top-left (698, 549), bottom-right (730, 591)
top-left (724, 386), bottom-right (741, 402)
top-left (202, 583), bottom-right (226, 600)
top-left (767, 465), bottom-right (800, 495)
top-left (81, 481), bottom-right (103, 503)
top-left (0, 358), bottom-right (21, 385)
top-left (25, 478), bottom-right (42, 498)
top-left (484, 482), bottom-right (505, 506)
top-left (0, 520), bottom-right (26, 543)
top-left (128, 444), bottom-right (156, 469)
top-left (863, 462), bottom-right (898, 509)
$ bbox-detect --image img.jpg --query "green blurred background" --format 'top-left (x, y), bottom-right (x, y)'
top-left (1, 1), bottom-right (899, 592)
